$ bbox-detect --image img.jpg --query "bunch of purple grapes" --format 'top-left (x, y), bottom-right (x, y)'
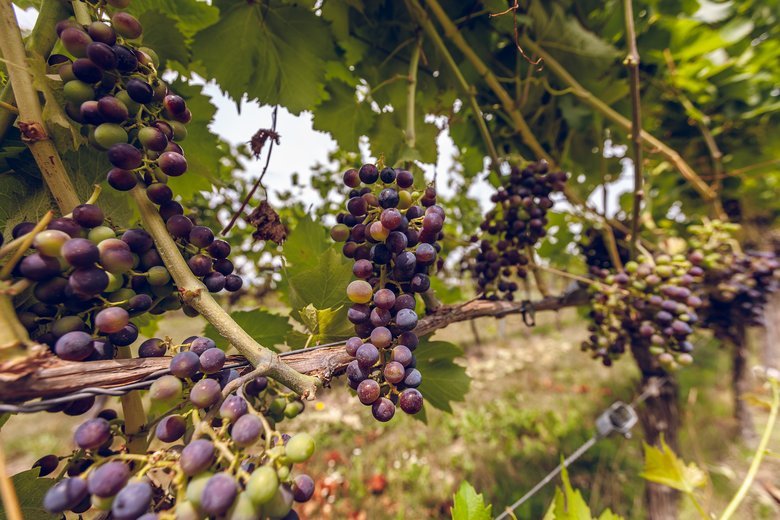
top-left (578, 226), bottom-right (631, 277)
top-left (330, 163), bottom-right (438, 421)
top-left (9, 204), bottom-right (174, 364)
top-left (686, 221), bottom-right (779, 341)
top-left (583, 254), bottom-right (702, 369)
top-left (41, 334), bottom-right (315, 519)
top-left (52, 1), bottom-right (243, 295)
top-left (467, 160), bottom-right (567, 300)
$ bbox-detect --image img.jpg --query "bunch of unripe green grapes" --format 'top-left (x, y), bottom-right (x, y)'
top-left (51, 2), bottom-right (244, 293)
top-left (330, 163), bottom-right (437, 421)
top-left (40, 334), bottom-right (314, 519)
top-left (686, 220), bottom-right (779, 339)
top-left (466, 161), bottom-right (567, 300)
top-left (584, 254), bottom-right (702, 370)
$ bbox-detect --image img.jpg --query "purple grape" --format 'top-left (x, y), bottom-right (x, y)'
top-left (107, 167), bottom-right (137, 190)
top-left (108, 143), bottom-right (142, 169)
top-left (372, 398), bottom-right (395, 422)
top-left (292, 474), bottom-right (315, 502)
top-left (180, 439), bottom-right (215, 476)
top-left (201, 473), bottom-right (238, 516)
top-left (358, 164), bottom-right (378, 184)
top-left (43, 478), bottom-right (88, 514)
top-left (170, 351), bottom-right (199, 378)
top-left (87, 461), bottom-right (130, 497)
top-left (155, 414), bottom-right (186, 442)
top-left (189, 226), bottom-right (214, 248)
top-left (213, 258), bottom-right (234, 275)
top-left (224, 274), bottom-right (243, 292)
top-left (112, 481), bottom-right (152, 520)
top-left (230, 414), bottom-right (262, 447)
top-left (345, 336), bottom-right (362, 356)
top-left (121, 228), bottom-right (153, 253)
top-left (60, 28), bottom-right (92, 57)
top-left (158, 151), bottom-right (187, 176)
top-left (126, 78), bottom-right (153, 104)
top-left (190, 378), bottom-right (221, 408)
top-left (199, 348), bottom-right (226, 374)
top-left (19, 253), bottom-right (61, 281)
top-left (108, 323), bottom-right (139, 346)
top-left (158, 200), bottom-right (184, 221)
top-left (392, 345), bottom-right (413, 366)
top-left (384, 361), bottom-right (405, 384)
top-left (95, 307), bottom-right (129, 333)
top-left (166, 214), bottom-right (193, 238)
top-left (74, 417), bottom-right (111, 449)
top-left (357, 379), bottom-right (380, 405)
top-left (207, 240), bottom-right (231, 259)
top-left (55, 331), bottom-right (95, 361)
top-left (72, 204), bottom-right (104, 228)
top-left (403, 368), bottom-right (422, 387)
top-left (356, 343), bottom-right (379, 369)
top-left (219, 395), bottom-right (248, 422)
top-left (48, 217), bottom-right (83, 237)
top-left (32, 455), bottom-right (59, 477)
top-left (86, 42), bottom-right (117, 69)
top-left (203, 272), bottom-right (226, 292)
top-left (399, 388), bottom-right (423, 414)
top-left (245, 376), bottom-right (268, 396)
top-left (190, 336), bottom-right (216, 355)
top-left (395, 308), bottom-right (418, 331)
top-left (146, 182), bottom-right (173, 204)
top-left (87, 21), bottom-right (116, 45)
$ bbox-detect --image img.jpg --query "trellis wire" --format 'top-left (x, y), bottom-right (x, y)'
top-left (0, 339), bottom-right (346, 414)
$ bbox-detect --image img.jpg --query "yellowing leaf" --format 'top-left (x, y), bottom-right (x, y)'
top-left (640, 436), bottom-right (706, 493)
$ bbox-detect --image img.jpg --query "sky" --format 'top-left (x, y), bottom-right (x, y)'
top-left (13, 5), bottom-right (634, 217)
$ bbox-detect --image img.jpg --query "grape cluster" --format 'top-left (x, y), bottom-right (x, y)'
top-left (330, 163), bottom-right (438, 421)
top-left (687, 221), bottom-right (779, 340)
top-left (42, 334), bottom-right (314, 519)
top-left (8, 205), bottom-right (174, 363)
top-left (52, 1), bottom-right (243, 293)
top-left (578, 226), bottom-right (630, 276)
top-left (467, 161), bottom-right (567, 300)
top-left (583, 255), bottom-right (702, 369)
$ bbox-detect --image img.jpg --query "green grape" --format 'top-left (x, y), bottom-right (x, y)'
top-left (33, 230), bottom-right (69, 257)
top-left (262, 485), bottom-right (293, 519)
top-left (227, 492), bottom-right (260, 520)
top-left (147, 265), bottom-right (171, 286)
top-left (105, 272), bottom-right (124, 292)
top-left (116, 90), bottom-right (141, 116)
top-left (94, 123), bottom-right (128, 149)
top-left (170, 120), bottom-right (188, 140)
top-left (346, 280), bottom-right (372, 304)
top-left (88, 226), bottom-right (116, 244)
top-left (174, 500), bottom-right (200, 520)
top-left (185, 472), bottom-right (213, 507)
top-left (63, 80), bottom-right (94, 105)
top-left (285, 433), bottom-right (315, 463)
top-left (246, 466), bottom-right (278, 506)
top-left (283, 400), bottom-right (304, 419)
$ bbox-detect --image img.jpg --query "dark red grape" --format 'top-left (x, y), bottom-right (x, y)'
top-left (128, 294), bottom-right (153, 314)
top-left (371, 398), bottom-right (395, 422)
top-left (113, 45), bottom-right (138, 72)
top-left (224, 274), bottom-right (243, 292)
top-left (189, 226), bottom-right (214, 248)
top-left (203, 272), bottom-right (226, 292)
top-left (396, 169), bottom-right (414, 188)
top-left (358, 164), bottom-right (378, 184)
top-left (166, 214), bottom-right (193, 238)
top-left (146, 182), bottom-right (172, 204)
top-left (207, 239), bottom-right (231, 259)
top-left (108, 143), bottom-right (143, 169)
top-left (72, 57), bottom-right (102, 82)
top-left (68, 266), bottom-right (109, 295)
top-left (163, 94), bottom-right (186, 115)
top-left (158, 200), bottom-right (184, 221)
top-left (32, 455), bottom-right (59, 477)
top-left (188, 254), bottom-right (212, 277)
top-left (399, 388), bottom-right (423, 414)
top-left (245, 376), bottom-right (268, 396)
top-left (72, 204), bottom-right (104, 228)
top-left (357, 379), bottom-right (380, 405)
top-left (138, 338), bottom-right (166, 357)
top-left (87, 21), bottom-right (116, 45)
top-left (345, 336), bottom-right (362, 356)
top-left (356, 343), bottom-right (379, 369)
top-left (19, 253), bottom-right (61, 281)
top-left (12, 221), bottom-right (35, 238)
top-left (383, 361), bottom-right (405, 384)
top-left (61, 28), bottom-right (92, 57)
top-left (343, 168), bottom-right (360, 187)
top-left (121, 228), bottom-right (153, 253)
top-left (107, 167), bottom-right (137, 190)
top-left (158, 151), bottom-right (187, 176)
top-left (108, 323), bottom-right (138, 346)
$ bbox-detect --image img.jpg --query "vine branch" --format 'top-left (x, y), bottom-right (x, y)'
top-left (0, 0), bottom-right (79, 213)
top-left (623, 0), bottom-right (643, 258)
top-left (130, 187), bottom-right (320, 398)
top-left (0, 287), bottom-right (590, 401)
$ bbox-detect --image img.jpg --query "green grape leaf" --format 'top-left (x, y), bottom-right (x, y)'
top-left (640, 436), bottom-right (706, 494)
top-left (312, 79), bottom-right (374, 153)
top-left (416, 339), bottom-right (470, 413)
top-left (0, 152), bottom-right (54, 236)
top-left (138, 11), bottom-right (189, 67)
top-left (285, 248), bottom-right (353, 311)
top-left (192, 0), bottom-right (336, 114)
top-left (291, 304), bottom-right (353, 346)
top-left (451, 481), bottom-right (492, 520)
top-left (126, 0), bottom-right (219, 38)
top-left (203, 309), bottom-right (291, 352)
top-left (282, 214), bottom-right (334, 270)
top-left (0, 469), bottom-right (56, 520)
top-left (429, 275), bottom-right (464, 306)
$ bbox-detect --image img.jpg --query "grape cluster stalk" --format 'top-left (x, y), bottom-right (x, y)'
top-left (40, 334), bottom-right (314, 519)
top-left (465, 160), bottom-right (567, 300)
top-left (331, 163), bottom-right (440, 421)
top-left (583, 254), bottom-right (702, 369)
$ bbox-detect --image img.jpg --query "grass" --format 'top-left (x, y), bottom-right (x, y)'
top-left (1, 307), bottom-right (778, 519)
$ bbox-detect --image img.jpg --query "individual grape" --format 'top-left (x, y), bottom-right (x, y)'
top-left (63, 79), bottom-right (94, 106)
top-left (231, 414), bottom-right (262, 447)
top-left (410, 273), bottom-right (430, 293)
top-left (245, 376), bottom-right (269, 397)
top-left (190, 336), bottom-right (216, 355)
top-left (379, 208), bottom-right (402, 230)
top-left (108, 143), bottom-right (143, 169)
top-left (113, 44), bottom-right (138, 72)
top-left (346, 280), bottom-right (373, 304)
top-left (149, 375), bottom-right (182, 401)
top-left (12, 221), bottom-right (35, 238)
top-left (356, 343), bottom-right (379, 369)
top-left (219, 395), bottom-right (248, 423)
top-left (146, 182), bottom-right (173, 204)
top-left (107, 167), bottom-right (138, 190)
top-left (345, 336), bottom-right (362, 357)
top-left (403, 368), bottom-right (422, 388)
top-left (352, 259), bottom-right (373, 280)
top-left (166, 214), bottom-right (193, 238)
top-left (225, 274), bottom-right (244, 292)
top-left (246, 466), bottom-right (279, 506)
top-left (108, 323), bottom-right (138, 346)
top-left (199, 473), bottom-right (238, 516)
top-left (203, 272), bottom-right (226, 292)
top-left (152, 415), bottom-right (186, 444)
top-left (111, 12), bottom-right (143, 39)
top-left (112, 481), bottom-right (152, 520)
top-left (189, 226), bottom-right (214, 248)
top-left (264, 485), bottom-right (294, 519)
top-left (19, 253), bottom-right (61, 281)
top-left (33, 455), bottom-right (59, 477)
top-left (69, 267), bottom-right (108, 296)
top-left (87, 21), bottom-right (116, 45)
top-left (199, 347), bottom-right (226, 374)
top-left (128, 293), bottom-right (153, 314)
top-left (347, 196), bottom-right (367, 217)
top-left (55, 331), bottom-right (95, 361)
top-left (357, 379), bottom-right (380, 405)
top-left (87, 461), bottom-right (130, 497)
top-left (61, 238), bottom-right (99, 267)
top-left (94, 307), bottom-right (129, 333)
top-left (213, 258), bottom-right (234, 275)
top-left (189, 378), bottom-right (221, 408)
top-left (396, 169), bottom-right (414, 188)
top-left (392, 345), bottom-right (413, 367)
top-left (158, 151), bottom-right (187, 176)
top-left (85, 42), bottom-right (117, 71)
top-left (180, 439), bottom-right (215, 476)
top-left (358, 164), bottom-right (379, 184)
top-left (43, 478), bottom-right (88, 514)
top-left (33, 229), bottom-right (70, 257)
top-left (48, 217), bottom-right (83, 238)
top-left (51, 316), bottom-right (87, 337)
top-left (383, 361), bottom-right (405, 384)
top-left (163, 94), bottom-right (186, 115)
top-left (74, 417), bottom-right (111, 449)
top-left (88, 225), bottom-right (116, 244)
top-left (369, 326), bottom-right (392, 349)
top-left (170, 351), bottom-right (199, 379)
top-left (371, 397), bottom-right (395, 422)
top-left (292, 474), bottom-right (315, 503)
top-left (187, 254), bottom-right (212, 276)
top-left (399, 388), bottom-right (423, 414)
top-left (61, 27), bottom-right (92, 57)
top-left (138, 126), bottom-right (168, 152)
top-left (98, 240), bottom-right (134, 273)
top-left (285, 433), bottom-right (315, 463)
top-left (147, 265), bottom-right (171, 286)
top-left (208, 239), bottom-right (231, 259)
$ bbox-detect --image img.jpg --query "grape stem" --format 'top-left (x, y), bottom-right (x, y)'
top-left (0, 0), bottom-right (80, 213)
top-left (130, 187), bottom-right (321, 398)
top-left (623, 0), bottom-right (644, 259)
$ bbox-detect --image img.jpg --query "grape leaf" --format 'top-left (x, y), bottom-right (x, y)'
top-left (282, 215), bottom-right (334, 270)
top-left (291, 304), bottom-right (353, 346)
top-left (416, 339), bottom-right (470, 413)
top-left (285, 248), bottom-right (353, 311)
top-left (138, 11), bottom-right (189, 67)
top-left (451, 481), bottom-right (492, 520)
top-left (0, 469), bottom-right (56, 520)
top-left (192, 0), bottom-right (337, 114)
top-left (640, 436), bottom-right (706, 494)
top-left (125, 0), bottom-right (219, 38)
top-left (0, 152), bottom-right (53, 236)
top-left (542, 466), bottom-right (623, 520)
top-left (312, 79), bottom-right (374, 153)
top-left (203, 309), bottom-right (290, 353)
